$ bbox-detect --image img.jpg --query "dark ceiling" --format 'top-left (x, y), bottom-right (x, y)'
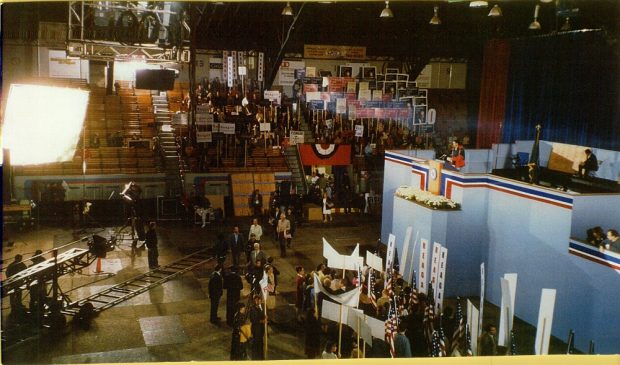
top-left (3, 1), bottom-right (619, 60)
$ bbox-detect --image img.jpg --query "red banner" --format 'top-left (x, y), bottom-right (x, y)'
top-left (299, 144), bottom-right (351, 166)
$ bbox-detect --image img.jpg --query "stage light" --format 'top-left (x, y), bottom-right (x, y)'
top-left (429, 6), bottom-right (441, 25)
top-left (2, 84), bottom-right (89, 165)
top-left (380, 1), bottom-right (393, 18)
top-left (529, 4), bottom-right (541, 30)
top-left (488, 4), bottom-right (502, 17)
top-left (281, 2), bottom-right (293, 16)
top-left (469, 1), bottom-right (488, 9)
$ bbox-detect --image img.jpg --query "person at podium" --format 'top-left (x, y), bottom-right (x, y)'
top-left (446, 139), bottom-right (466, 170)
top-left (578, 149), bottom-right (598, 178)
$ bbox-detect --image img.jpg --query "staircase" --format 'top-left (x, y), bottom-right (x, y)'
top-left (284, 146), bottom-right (307, 195)
top-left (153, 93), bottom-right (183, 197)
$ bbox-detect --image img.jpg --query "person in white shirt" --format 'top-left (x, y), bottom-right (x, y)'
top-left (322, 341), bottom-right (339, 359)
top-left (248, 218), bottom-right (263, 242)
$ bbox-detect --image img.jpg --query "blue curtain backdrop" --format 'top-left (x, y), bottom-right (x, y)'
top-left (501, 30), bottom-right (619, 151)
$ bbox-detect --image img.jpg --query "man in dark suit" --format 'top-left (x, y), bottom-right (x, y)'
top-left (229, 226), bottom-right (245, 267)
top-left (579, 149), bottom-right (598, 178)
top-left (208, 265), bottom-right (224, 324)
top-left (224, 266), bottom-right (244, 326)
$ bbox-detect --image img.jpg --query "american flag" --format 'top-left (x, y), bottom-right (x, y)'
top-left (465, 324), bottom-right (474, 356)
top-left (430, 330), bottom-right (441, 357)
top-left (423, 285), bottom-right (436, 351)
top-left (368, 268), bottom-right (377, 309)
top-left (384, 296), bottom-right (398, 358)
top-left (410, 270), bottom-right (419, 308)
top-left (438, 315), bottom-right (447, 357)
top-left (510, 330), bottom-right (517, 355)
top-left (450, 297), bottom-right (465, 355)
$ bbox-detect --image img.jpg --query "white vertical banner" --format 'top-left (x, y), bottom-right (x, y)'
top-left (222, 51), bottom-right (229, 81)
top-left (385, 233), bottom-right (396, 271)
top-left (467, 299), bottom-right (480, 356)
top-left (398, 227), bottom-right (413, 278)
top-left (435, 246), bottom-right (448, 312)
top-left (430, 242), bottom-right (441, 293)
top-left (257, 52), bottom-right (264, 82)
top-left (498, 273), bottom-right (518, 347)
top-left (336, 98), bottom-right (347, 114)
top-left (418, 239), bottom-right (429, 294)
top-left (479, 262), bottom-right (485, 337)
top-left (535, 288), bottom-right (557, 355)
top-left (227, 56), bottom-right (234, 87)
top-left (231, 51), bottom-right (238, 80)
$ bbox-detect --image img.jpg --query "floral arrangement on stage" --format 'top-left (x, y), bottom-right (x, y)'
top-left (395, 185), bottom-right (460, 210)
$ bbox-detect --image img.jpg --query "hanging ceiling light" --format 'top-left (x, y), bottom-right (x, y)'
top-left (560, 17), bottom-right (571, 31)
top-left (429, 6), bottom-right (441, 25)
top-left (528, 4), bottom-right (541, 30)
top-left (469, 1), bottom-right (488, 9)
top-left (380, 1), bottom-right (394, 18)
top-left (488, 4), bottom-right (502, 17)
top-left (281, 2), bottom-right (293, 16)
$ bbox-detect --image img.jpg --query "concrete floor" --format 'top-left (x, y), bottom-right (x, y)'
top-left (2, 213), bottom-right (571, 363)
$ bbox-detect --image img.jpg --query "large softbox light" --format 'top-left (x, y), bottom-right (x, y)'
top-left (2, 84), bottom-right (89, 165)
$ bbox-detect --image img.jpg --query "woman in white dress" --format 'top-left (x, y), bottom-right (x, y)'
top-left (322, 192), bottom-right (333, 223)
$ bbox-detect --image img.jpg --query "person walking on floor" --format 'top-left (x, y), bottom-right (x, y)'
top-left (229, 226), bottom-right (245, 267)
top-left (145, 221), bottom-right (159, 269)
top-left (276, 212), bottom-right (291, 257)
top-left (208, 265), bottom-right (224, 324)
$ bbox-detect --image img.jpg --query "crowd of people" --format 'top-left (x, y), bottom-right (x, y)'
top-left (206, 228), bottom-right (502, 360)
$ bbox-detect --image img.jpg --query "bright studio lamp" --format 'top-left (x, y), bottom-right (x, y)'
top-left (2, 84), bottom-right (89, 165)
top-left (380, 1), bottom-right (394, 18)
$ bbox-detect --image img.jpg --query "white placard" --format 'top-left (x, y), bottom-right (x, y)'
top-left (195, 113), bottom-right (213, 125)
top-left (238, 66), bottom-right (247, 76)
top-left (336, 98), bottom-right (347, 114)
top-left (398, 227), bottom-right (413, 278)
top-left (372, 89), bottom-right (383, 101)
top-left (172, 112), bottom-right (188, 125)
top-left (467, 300), bottom-right (480, 356)
top-left (306, 91), bottom-right (321, 102)
top-left (418, 239), bottom-right (429, 294)
top-left (196, 131), bottom-right (212, 143)
top-left (289, 131), bottom-right (305, 145)
top-left (385, 233), bottom-right (396, 271)
top-left (227, 56), bottom-right (234, 87)
top-left (278, 60), bottom-right (305, 87)
top-left (427, 108), bottom-right (436, 124)
top-left (358, 89), bottom-right (371, 101)
top-left (323, 237), bottom-right (341, 267)
top-left (354, 125), bottom-right (364, 137)
top-left (366, 315), bottom-right (386, 340)
top-left (365, 251), bottom-right (383, 272)
top-left (348, 104), bottom-right (357, 120)
top-left (430, 242), bottom-right (441, 293)
top-left (535, 289), bottom-right (556, 355)
top-left (435, 246), bottom-right (448, 312)
top-left (218, 123), bottom-right (235, 135)
top-left (345, 306), bottom-right (364, 329)
top-left (264, 90), bottom-right (281, 105)
top-left (231, 51), bottom-right (238, 79)
top-left (260, 123), bottom-right (271, 132)
top-left (479, 263), bottom-right (485, 337)
top-left (498, 273), bottom-right (518, 347)
top-left (322, 299), bottom-right (341, 322)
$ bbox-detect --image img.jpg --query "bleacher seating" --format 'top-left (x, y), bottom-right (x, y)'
top-left (13, 81), bottom-right (160, 176)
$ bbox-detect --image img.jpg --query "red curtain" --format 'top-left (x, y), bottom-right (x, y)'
top-left (476, 39), bottom-right (511, 149)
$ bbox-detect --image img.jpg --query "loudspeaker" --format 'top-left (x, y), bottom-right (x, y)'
top-left (135, 69), bottom-right (175, 90)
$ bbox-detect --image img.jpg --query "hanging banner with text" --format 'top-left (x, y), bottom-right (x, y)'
top-left (304, 44), bottom-right (366, 60)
